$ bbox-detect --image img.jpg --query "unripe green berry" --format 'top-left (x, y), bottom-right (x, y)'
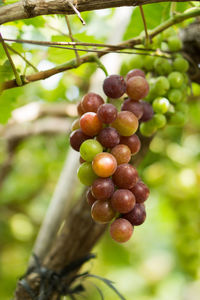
top-left (167, 36), bottom-right (182, 52)
top-left (153, 97), bottom-right (170, 114)
top-left (173, 57), bottom-right (189, 73)
top-left (168, 89), bottom-right (183, 103)
top-left (168, 72), bottom-right (184, 88)
top-left (80, 139), bottom-right (103, 162)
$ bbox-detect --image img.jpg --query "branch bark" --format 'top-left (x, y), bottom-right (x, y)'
top-left (1, 7), bottom-right (200, 92)
top-left (0, 0), bottom-right (191, 25)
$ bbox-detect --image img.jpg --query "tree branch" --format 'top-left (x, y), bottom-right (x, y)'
top-left (1, 7), bottom-right (200, 92)
top-left (0, 0), bottom-right (192, 25)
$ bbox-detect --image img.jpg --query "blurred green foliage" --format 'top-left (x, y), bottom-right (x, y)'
top-left (0, 2), bottom-right (200, 300)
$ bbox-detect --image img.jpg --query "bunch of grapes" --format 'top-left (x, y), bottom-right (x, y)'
top-left (121, 28), bottom-right (190, 137)
top-left (70, 73), bottom-right (151, 243)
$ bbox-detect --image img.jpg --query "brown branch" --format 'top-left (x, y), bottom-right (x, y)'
top-left (0, 0), bottom-right (191, 25)
top-left (1, 7), bottom-right (200, 92)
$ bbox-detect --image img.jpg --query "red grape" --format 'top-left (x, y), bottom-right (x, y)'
top-left (123, 203), bottom-right (146, 226)
top-left (92, 153), bottom-right (117, 178)
top-left (71, 118), bottom-right (80, 131)
top-left (103, 75), bottom-right (126, 99)
top-left (140, 101), bottom-right (154, 122)
top-left (111, 111), bottom-right (138, 136)
top-left (126, 69), bottom-right (145, 81)
top-left (81, 92), bottom-right (104, 113)
top-left (130, 180), bottom-right (150, 203)
top-left (97, 127), bottom-right (120, 149)
top-left (97, 103), bottom-right (118, 124)
top-left (80, 112), bottom-right (102, 136)
top-left (79, 156), bottom-right (86, 164)
top-left (86, 189), bottom-right (97, 207)
top-left (91, 200), bottom-right (116, 223)
top-left (70, 129), bottom-right (90, 151)
top-left (120, 134), bottom-right (141, 155)
top-left (111, 144), bottom-right (131, 165)
top-left (111, 189), bottom-right (135, 213)
top-left (110, 218), bottom-right (133, 243)
top-left (77, 102), bottom-right (85, 116)
top-left (126, 76), bottom-right (149, 101)
top-left (121, 99), bottom-right (143, 119)
top-left (112, 163), bottom-right (139, 189)
top-left (91, 178), bottom-right (115, 200)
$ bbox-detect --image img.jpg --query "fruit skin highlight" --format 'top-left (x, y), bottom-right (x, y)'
top-left (92, 153), bottom-right (117, 178)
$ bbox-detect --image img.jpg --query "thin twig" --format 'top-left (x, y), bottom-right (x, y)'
top-left (65, 15), bottom-right (80, 64)
top-left (7, 44), bottom-right (38, 72)
top-left (67, 0), bottom-right (86, 25)
top-left (170, 2), bottom-right (177, 17)
top-left (0, 32), bottom-right (22, 86)
top-left (139, 6), bottom-right (149, 46)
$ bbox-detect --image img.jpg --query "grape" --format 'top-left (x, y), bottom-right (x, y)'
top-left (144, 56), bottom-right (155, 71)
top-left (92, 153), bottom-right (117, 178)
top-left (123, 203), bottom-right (146, 226)
top-left (126, 76), bottom-right (149, 101)
top-left (154, 57), bottom-right (172, 75)
top-left (77, 162), bottom-right (98, 186)
top-left (121, 99), bottom-right (143, 119)
top-left (154, 76), bottom-right (170, 96)
top-left (86, 189), bottom-right (97, 207)
top-left (175, 102), bottom-right (188, 114)
top-left (130, 55), bottom-right (144, 69)
top-left (80, 112), bottom-right (102, 137)
top-left (163, 27), bottom-right (177, 39)
top-left (97, 103), bottom-right (118, 124)
top-left (91, 178), bottom-right (115, 200)
top-left (80, 139), bottom-right (103, 162)
top-left (103, 75), bottom-right (126, 99)
top-left (126, 69), bottom-right (145, 81)
top-left (140, 121), bottom-right (157, 137)
top-left (71, 118), bottom-right (80, 131)
top-left (111, 144), bottom-right (131, 165)
top-left (140, 101), bottom-right (154, 122)
top-left (70, 129), bottom-right (90, 151)
top-left (112, 163), bottom-right (139, 189)
top-left (173, 57), bottom-right (189, 73)
top-left (152, 97), bottom-right (170, 114)
top-left (81, 92), bottom-right (104, 113)
top-left (120, 134), bottom-right (141, 155)
top-left (111, 189), bottom-right (135, 213)
top-left (168, 72), bottom-right (184, 88)
top-left (91, 200), bottom-right (115, 223)
top-left (168, 112), bottom-right (186, 126)
top-left (110, 218), bottom-right (133, 243)
top-left (167, 36), bottom-right (182, 52)
top-left (130, 181), bottom-right (149, 203)
top-left (153, 114), bottom-right (167, 128)
top-left (111, 111), bottom-right (138, 136)
top-left (168, 89), bottom-right (182, 103)
top-left (77, 101), bottom-right (85, 116)
top-left (97, 127), bottom-right (120, 148)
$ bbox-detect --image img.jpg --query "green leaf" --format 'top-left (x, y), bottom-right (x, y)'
top-left (124, 3), bottom-right (171, 40)
top-left (0, 60), bottom-right (14, 82)
top-left (48, 35), bottom-right (75, 64)
top-left (0, 91), bottom-right (14, 124)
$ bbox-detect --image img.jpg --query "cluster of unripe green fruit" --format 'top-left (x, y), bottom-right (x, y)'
top-left (70, 71), bottom-right (151, 243)
top-left (122, 30), bottom-right (189, 137)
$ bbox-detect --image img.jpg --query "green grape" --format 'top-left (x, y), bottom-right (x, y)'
top-left (130, 55), bottom-right (144, 69)
top-left (173, 57), bottom-right (189, 73)
top-left (168, 112), bottom-right (186, 126)
top-left (168, 89), bottom-right (183, 103)
top-left (77, 162), bottom-right (98, 186)
top-left (153, 114), bottom-right (167, 128)
top-left (162, 27), bottom-right (177, 39)
top-left (151, 35), bottom-right (162, 48)
top-left (140, 121), bottom-right (157, 137)
top-left (153, 97), bottom-right (170, 114)
top-left (154, 76), bottom-right (170, 96)
top-left (167, 36), bottom-right (182, 52)
top-left (175, 103), bottom-right (189, 114)
top-left (144, 56), bottom-right (155, 71)
top-left (80, 139), bottom-right (103, 162)
top-left (154, 58), bottom-right (172, 75)
top-left (120, 61), bottom-right (129, 76)
top-left (168, 72), bottom-right (184, 88)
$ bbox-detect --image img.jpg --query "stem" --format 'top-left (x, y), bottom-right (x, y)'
top-left (170, 2), bottom-right (177, 17)
top-left (0, 32), bottom-right (23, 86)
top-left (7, 44), bottom-right (38, 72)
top-left (139, 6), bottom-right (149, 46)
top-left (93, 56), bottom-right (108, 76)
top-left (65, 15), bottom-right (81, 64)
top-left (67, 0), bottom-right (86, 25)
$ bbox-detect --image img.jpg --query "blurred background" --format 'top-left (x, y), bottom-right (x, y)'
top-left (0, 2), bottom-right (200, 299)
